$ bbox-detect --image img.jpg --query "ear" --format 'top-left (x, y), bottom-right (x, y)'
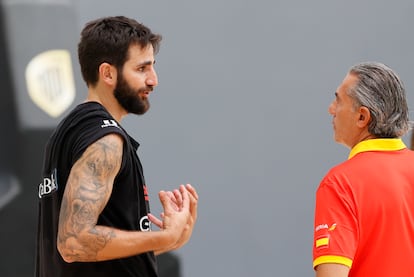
top-left (356, 106), bottom-right (371, 128)
top-left (98, 62), bottom-right (117, 86)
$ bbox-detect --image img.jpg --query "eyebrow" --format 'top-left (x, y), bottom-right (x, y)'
top-left (137, 60), bottom-right (154, 67)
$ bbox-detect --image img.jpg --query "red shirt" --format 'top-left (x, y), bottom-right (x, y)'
top-left (313, 138), bottom-right (414, 277)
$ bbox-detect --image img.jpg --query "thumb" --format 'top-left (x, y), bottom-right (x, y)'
top-left (148, 213), bottom-right (163, 229)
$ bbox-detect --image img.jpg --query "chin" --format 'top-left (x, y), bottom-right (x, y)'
top-left (334, 136), bottom-right (344, 145)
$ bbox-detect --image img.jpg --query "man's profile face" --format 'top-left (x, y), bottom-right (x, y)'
top-left (114, 44), bottom-right (158, 115)
top-left (328, 73), bottom-right (361, 148)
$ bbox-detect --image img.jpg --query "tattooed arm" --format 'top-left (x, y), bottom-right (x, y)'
top-left (57, 133), bottom-right (190, 263)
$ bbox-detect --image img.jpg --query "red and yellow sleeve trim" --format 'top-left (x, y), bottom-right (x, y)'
top-left (313, 255), bottom-right (353, 269)
top-left (348, 138), bottom-right (406, 159)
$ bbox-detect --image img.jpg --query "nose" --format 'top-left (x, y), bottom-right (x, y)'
top-left (146, 68), bottom-right (158, 87)
top-left (328, 101), bottom-right (335, 115)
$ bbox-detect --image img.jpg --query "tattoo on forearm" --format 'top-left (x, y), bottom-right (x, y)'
top-left (58, 135), bottom-right (121, 261)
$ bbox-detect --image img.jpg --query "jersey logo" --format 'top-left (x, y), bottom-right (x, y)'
top-left (101, 119), bottom-right (119, 128)
top-left (38, 169), bottom-right (58, 198)
top-left (314, 223), bottom-right (336, 249)
top-left (139, 215), bottom-right (151, 231)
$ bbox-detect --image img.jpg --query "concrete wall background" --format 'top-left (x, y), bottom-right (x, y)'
top-left (1, 0), bottom-right (414, 276)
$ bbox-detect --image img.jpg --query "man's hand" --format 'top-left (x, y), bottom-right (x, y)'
top-left (149, 184), bottom-right (199, 252)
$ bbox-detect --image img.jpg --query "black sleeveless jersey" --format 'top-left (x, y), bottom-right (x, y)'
top-left (35, 102), bottom-right (158, 277)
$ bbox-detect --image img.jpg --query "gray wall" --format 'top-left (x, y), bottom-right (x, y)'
top-left (92, 1), bottom-right (413, 277)
top-left (2, 0), bottom-right (414, 276)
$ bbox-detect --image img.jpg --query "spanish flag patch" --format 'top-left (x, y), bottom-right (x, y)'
top-left (315, 236), bottom-right (329, 248)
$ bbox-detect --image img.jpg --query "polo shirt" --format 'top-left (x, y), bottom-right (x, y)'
top-left (313, 138), bottom-right (414, 276)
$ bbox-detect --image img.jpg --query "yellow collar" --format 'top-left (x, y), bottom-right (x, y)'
top-left (348, 138), bottom-right (406, 160)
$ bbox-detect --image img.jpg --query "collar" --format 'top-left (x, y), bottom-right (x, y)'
top-left (348, 138), bottom-right (406, 160)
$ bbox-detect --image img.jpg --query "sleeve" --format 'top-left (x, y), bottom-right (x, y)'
top-left (312, 173), bottom-right (359, 270)
top-left (71, 115), bottom-right (126, 164)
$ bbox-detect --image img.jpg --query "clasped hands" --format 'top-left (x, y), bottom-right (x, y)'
top-left (148, 184), bottom-right (198, 251)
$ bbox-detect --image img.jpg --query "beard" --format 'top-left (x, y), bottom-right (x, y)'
top-left (114, 73), bottom-right (152, 115)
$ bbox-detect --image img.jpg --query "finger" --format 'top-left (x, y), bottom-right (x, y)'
top-left (159, 190), bottom-right (174, 213)
top-left (184, 185), bottom-right (198, 220)
top-left (179, 184), bottom-right (190, 210)
top-left (167, 191), bottom-right (180, 210)
top-left (188, 195), bottom-right (198, 222)
top-left (166, 191), bottom-right (176, 202)
top-left (185, 184), bottom-right (199, 200)
top-left (173, 189), bottom-right (183, 208)
top-left (148, 213), bottom-right (163, 229)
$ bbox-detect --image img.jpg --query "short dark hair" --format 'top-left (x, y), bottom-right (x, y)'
top-left (78, 16), bottom-right (162, 86)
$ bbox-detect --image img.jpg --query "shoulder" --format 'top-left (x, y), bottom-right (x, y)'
top-left (90, 133), bottom-right (124, 152)
top-left (318, 160), bottom-right (356, 193)
top-left (61, 102), bottom-right (128, 162)
top-left (75, 133), bottom-right (124, 175)
top-left (71, 102), bottom-right (127, 140)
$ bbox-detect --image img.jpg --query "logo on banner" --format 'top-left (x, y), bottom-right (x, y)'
top-left (25, 49), bottom-right (76, 118)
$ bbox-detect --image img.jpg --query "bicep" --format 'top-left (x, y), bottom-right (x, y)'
top-left (58, 133), bottom-right (123, 237)
top-left (315, 263), bottom-right (349, 277)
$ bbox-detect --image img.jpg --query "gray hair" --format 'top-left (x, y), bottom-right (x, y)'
top-left (347, 62), bottom-right (410, 138)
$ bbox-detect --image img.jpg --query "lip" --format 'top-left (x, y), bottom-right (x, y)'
top-left (141, 91), bottom-right (151, 98)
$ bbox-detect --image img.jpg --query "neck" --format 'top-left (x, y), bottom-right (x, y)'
top-left (86, 85), bottom-right (127, 122)
top-left (348, 132), bottom-right (377, 149)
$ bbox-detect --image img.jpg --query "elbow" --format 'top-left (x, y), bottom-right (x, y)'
top-left (57, 234), bottom-right (82, 263)
top-left (57, 242), bottom-right (76, 263)
top-left (57, 243), bottom-right (75, 263)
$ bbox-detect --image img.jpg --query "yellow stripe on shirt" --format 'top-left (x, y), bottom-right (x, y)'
top-left (313, 255), bottom-right (353, 269)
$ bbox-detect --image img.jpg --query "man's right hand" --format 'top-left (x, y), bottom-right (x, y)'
top-left (156, 185), bottom-right (192, 248)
